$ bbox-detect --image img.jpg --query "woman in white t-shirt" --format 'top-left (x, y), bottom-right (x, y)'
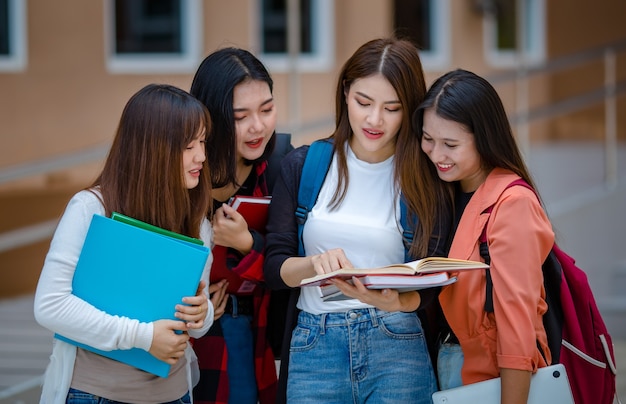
top-left (264, 37), bottom-right (452, 404)
top-left (34, 84), bottom-right (215, 404)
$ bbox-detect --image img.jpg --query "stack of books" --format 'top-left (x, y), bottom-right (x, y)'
top-left (299, 257), bottom-right (489, 301)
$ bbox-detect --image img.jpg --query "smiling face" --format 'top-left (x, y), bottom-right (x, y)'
top-left (421, 108), bottom-right (488, 192)
top-left (182, 126), bottom-right (207, 189)
top-left (346, 74), bottom-right (402, 163)
top-left (233, 79), bottom-right (277, 163)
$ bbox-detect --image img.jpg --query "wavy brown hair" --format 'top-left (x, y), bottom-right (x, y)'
top-left (91, 84), bottom-right (212, 238)
top-left (328, 37), bottom-right (452, 257)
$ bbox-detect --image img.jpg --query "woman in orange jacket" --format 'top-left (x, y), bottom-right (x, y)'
top-left (414, 69), bottom-right (554, 404)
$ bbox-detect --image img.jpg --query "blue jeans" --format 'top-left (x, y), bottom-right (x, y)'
top-left (287, 308), bottom-right (437, 404)
top-left (437, 343), bottom-right (464, 390)
top-left (220, 309), bottom-right (257, 404)
top-left (66, 388), bottom-right (190, 404)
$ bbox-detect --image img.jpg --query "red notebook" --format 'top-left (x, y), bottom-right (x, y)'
top-left (229, 195), bottom-right (271, 232)
top-left (210, 196), bottom-right (271, 294)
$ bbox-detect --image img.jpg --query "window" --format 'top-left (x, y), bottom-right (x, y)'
top-left (263, 0), bottom-right (312, 55)
top-left (0, 0), bottom-right (27, 72)
top-left (259, 0), bottom-right (334, 72)
top-left (105, 0), bottom-right (201, 74)
top-left (484, 0), bottom-right (545, 67)
top-left (393, 0), bottom-right (449, 70)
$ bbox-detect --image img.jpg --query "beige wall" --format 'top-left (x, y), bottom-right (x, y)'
top-left (546, 0), bottom-right (626, 141)
top-left (4, 0), bottom-right (623, 176)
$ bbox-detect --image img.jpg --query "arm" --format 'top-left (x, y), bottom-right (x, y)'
top-left (264, 146), bottom-right (310, 290)
top-left (186, 217), bottom-right (215, 338)
top-left (263, 146), bottom-right (353, 288)
top-left (265, 155), bottom-right (354, 287)
top-left (488, 189), bottom-right (554, 383)
top-left (500, 368), bottom-right (531, 404)
top-left (212, 164), bottom-right (272, 283)
top-left (33, 192), bottom-right (155, 352)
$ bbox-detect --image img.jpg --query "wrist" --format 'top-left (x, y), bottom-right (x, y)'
top-left (235, 230), bottom-right (254, 255)
top-left (399, 291), bottom-right (421, 312)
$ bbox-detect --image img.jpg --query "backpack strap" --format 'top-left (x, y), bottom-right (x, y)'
top-left (399, 195), bottom-right (414, 262)
top-left (296, 139), bottom-right (334, 256)
top-left (479, 178), bottom-right (554, 362)
top-left (266, 133), bottom-right (294, 193)
top-left (295, 139), bottom-right (415, 260)
top-left (479, 179), bottom-right (534, 312)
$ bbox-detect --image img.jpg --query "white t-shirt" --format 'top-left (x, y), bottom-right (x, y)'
top-left (298, 145), bottom-right (404, 314)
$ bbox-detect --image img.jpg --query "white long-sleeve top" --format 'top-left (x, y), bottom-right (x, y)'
top-left (34, 189), bottom-right (214, 403)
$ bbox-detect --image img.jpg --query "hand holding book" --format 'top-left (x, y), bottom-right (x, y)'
top-left (321, 273), bottom-right (459, 303)
top-left (228, 195), bottom-right (271, 232)
top-left (211, 196), bottom-right (271, 295)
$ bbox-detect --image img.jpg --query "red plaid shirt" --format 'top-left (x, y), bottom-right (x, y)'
top-left (191, 162), bottom-right (278, 404)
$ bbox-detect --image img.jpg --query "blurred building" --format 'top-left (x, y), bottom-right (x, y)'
top-left (0, 0), bottom-right (625, 299)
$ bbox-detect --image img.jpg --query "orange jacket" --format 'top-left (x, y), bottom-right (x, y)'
top-left (439, 168), bottom-right (554, 384)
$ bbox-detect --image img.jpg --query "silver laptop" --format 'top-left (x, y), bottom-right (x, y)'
top-left (432, 364), bottom-right (574, 404)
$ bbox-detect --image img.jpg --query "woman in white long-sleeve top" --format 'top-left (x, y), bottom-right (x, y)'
top-left (34, 83), bottom-right (215, 404)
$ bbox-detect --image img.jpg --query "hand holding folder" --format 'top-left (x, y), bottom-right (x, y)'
top-left (55, 213), bottom-right (210, 378)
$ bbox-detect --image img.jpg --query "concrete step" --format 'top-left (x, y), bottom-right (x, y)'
top-left (0, 295), bottom-right (50, 399)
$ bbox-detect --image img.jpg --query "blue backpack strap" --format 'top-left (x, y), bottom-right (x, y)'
top-left (296, 139), bottom-right (334, 256)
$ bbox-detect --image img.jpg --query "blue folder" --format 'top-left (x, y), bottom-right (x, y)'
top-left (54, 213), bottom-right (210, 378)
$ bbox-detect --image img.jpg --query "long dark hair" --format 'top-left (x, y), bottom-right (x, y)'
top-left (91, 84), bottom-right (212, 238)
top-left (190, 47), bottom-right (276, 188)
top-left (414, 69), bottom-right (538, 191)
top-left (329, 37), bottom-right (450, 257)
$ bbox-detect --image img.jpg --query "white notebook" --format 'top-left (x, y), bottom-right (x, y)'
top-left (432, 364), bottom-right (574, 404)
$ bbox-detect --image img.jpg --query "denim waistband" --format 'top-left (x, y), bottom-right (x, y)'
top-left (298, 308), bottom-right (415, 330)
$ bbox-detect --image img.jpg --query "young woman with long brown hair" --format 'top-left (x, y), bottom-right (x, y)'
top-left (34, 83), bottom-right (214, 404)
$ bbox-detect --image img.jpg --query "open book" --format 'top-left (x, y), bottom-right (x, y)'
top-left (300, 257), bottom-right (488, 288)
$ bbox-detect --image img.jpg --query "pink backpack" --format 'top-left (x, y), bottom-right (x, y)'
top-left (480, 179), bottom-right (618, 404)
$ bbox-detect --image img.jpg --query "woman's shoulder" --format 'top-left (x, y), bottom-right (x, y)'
top-left (475, 169), bottom-right (535, 206)
top-left (70, 188), bottom-right (102, 202)
top-left (284, 144), bottom-right (309, 164)
top-left (484, 171), bottom-right (549, 227)
top-left (51, 189), bottom-right (106, 237)
top-left (278, 144), bottom-right (309, 177)
top-left (486, 169), bottom-right (539, 202)
top-left (66, 189), bottom-right (105, 213)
